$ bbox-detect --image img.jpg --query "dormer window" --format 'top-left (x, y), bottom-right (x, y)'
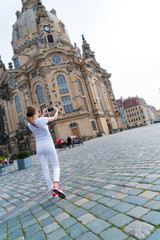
top-left (47, 34), bottom-right (54, 43)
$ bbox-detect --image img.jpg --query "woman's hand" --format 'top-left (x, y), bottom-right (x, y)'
top-left (48, 107), bottom-right (59, 122)
top-left (53, 106), bottom-right (58, 113)
top-left (41, 108), bottom-right (48, 117)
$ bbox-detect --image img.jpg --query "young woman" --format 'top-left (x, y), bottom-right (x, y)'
top-left (27, 105), bottom-right (65, 199)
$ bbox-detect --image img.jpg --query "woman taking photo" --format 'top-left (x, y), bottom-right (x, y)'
top-left (27, 105), bottom-right (65, 199)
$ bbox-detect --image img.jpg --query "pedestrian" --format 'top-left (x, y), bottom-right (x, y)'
top-left (67, 136), bottom-right (74, 148)
top-left (27, 105), bottom-right (65, 199)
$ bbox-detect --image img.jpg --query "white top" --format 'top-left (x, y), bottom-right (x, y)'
top-left (28, 117), bottom-right (53, 143)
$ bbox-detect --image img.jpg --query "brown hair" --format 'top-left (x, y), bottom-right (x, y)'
top-left (27, 105), bottom-right (39, 128)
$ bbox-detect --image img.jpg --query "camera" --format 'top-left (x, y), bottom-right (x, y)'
top-left (47, 107), bottom-right (54, 112)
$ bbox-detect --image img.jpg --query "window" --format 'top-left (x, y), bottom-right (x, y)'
top-left (17, 28), bottom-right (21, 39)
top-left (14, 57), bottom-right (20, 69)
top-left (52, 56), bottom-right (61, 65)
top-left (70, 123), bottom-right (77, 128)
top-left (91, 121), bottom-right (97, 131)
top-left (18, 114), bottom-right (24, 123)
top-left (78, 79), bottom-right (85, 96)
top-left (47, 34), bottom-right (54, 43)
top-left (15, 96), bottom-right (22, 114)
top-left (61, 96), bottom-right (73, 114)
top-left (94, 83), bottom-right (100, 97)
top-left (94, 82), bottom-right (104, 112)
top-left (57, 75), bottom-right (69, 94)
top-left (36, 85), bottom-right (45, 104)
top-left (99, 99), bottom-right (104, 111)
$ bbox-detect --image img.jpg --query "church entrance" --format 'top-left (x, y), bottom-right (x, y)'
top-left (106, 120), bottom-right (113, 133)
top-left (70, 123), bottom-right (80, 137)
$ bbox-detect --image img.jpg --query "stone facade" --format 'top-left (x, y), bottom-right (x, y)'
top-left (0, 0), bottom-right (123, 158)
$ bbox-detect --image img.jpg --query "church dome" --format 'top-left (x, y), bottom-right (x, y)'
top-left (12, 0), bottom-right (70, 53)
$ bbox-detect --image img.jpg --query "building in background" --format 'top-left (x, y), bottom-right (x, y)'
top-left (116, 96), bottom-right (158, 128)
top-left (116, 98), bottom-right (128, 128)
top-left (0, 0), bottom-right (123, 158)
top-left (156, 110), bottom-right (160, 120)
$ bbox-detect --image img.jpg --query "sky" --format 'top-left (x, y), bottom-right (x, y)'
top-left (0, 0), bottom-right (160, 109)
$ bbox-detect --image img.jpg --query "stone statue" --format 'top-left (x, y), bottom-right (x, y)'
top-left (0, 56), bottom-right (6, 78)
top-left (82, 35), bottom-right (95, 59)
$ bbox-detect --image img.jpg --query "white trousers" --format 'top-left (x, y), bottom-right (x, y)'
top-left (36, 141), bottom-right (60, 191)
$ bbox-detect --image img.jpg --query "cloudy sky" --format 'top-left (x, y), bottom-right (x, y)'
top-left (1, 0), bottom-right (160, 109)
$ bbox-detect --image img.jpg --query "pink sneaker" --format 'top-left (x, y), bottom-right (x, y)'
top-left (52, 186), bottom-right (66, 199)
top-left (52, 192), bottom-right (58, 197)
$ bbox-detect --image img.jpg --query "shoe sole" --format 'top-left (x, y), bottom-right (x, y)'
top-left (53, 189), bottom-right (66, 199)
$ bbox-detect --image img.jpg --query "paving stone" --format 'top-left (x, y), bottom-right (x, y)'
top-left (76, 231), bottom-right (100, 240)
top-left (108, 213), bottom-right (133, 227)
top-left (77, 213), bottom-right (96, 224)
top-left (105, 199), bottom-right (120, 207)
top-left (26, 230), bottom-right (45, 240)
top-left (0, 233), bottom-right (7, 240)
top-left (66, 223), bottom-right (88, 239)
top-left (47, 228), bottom-right (67, 240)
top-left (127, 206), bottom-right (150, 218)
top-left (89, 204), bottom-right (108, 216)
top-left (81, 201), bottom-right (98, 210)
top-left (39, 217), bottom-right (54, 227)
top-left (86, 218), bottom-right (110, 234)
top-left (139, 190), bottom-right (159, 199)
top-left (124, 220), bottom-right (155, 239)
top-left (135, 183), bottom-right (153, 189)
top-left (146, 229), bottom-right (160, 240)
top-left (50, 208), bottom-right (63, 217)
top-left (90, 194), bottom-right (103, 201)
top-left (112, 192), bottom-right (128, 199)
top-left (100, 227), bottom-right (127, 240)
top-left (74, 198), bottom-right (89, 206)
top-left (127, 189), bottom-right (143, 196)
top-left (70, 208), bottom-right (87, 218)
top-left (97, 196), bottom-right (111, 204)
top-left (24, 224), bottom-right (41, 237)
top-left (43, 221), bottom-right (60, 234)
top-left (37, 213), bottom-right (50, 222)
top-left (142, 211), bottom-right (160, 225)
top-left (144, 200), bottom-right (160, 210)
top-left (8, 230), bottom-right (23, 240)
top-left (55, 212), bottom-right (70, 222)
top-left (113, 202), bottom-right (135, 213)
top-left (124, 196), bottom-right (149, 205)
top-left (60, 217), bottom-right (77, 229)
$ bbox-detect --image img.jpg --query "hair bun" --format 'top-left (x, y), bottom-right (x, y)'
top-left (27, 113), bottom-right (33, 117)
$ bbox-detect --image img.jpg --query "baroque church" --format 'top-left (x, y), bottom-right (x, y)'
top-left (0, 0), bottom-right (123, 158)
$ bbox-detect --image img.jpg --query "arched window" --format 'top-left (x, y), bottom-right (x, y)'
top-left (47, 34), bottom-right (54, 43)
top-left (61, 96), bottom-right (73, 114)
top-left (36, 85), bottom-right (45, 104)
top-left (91, 121), bottom-right (97, 131)
top-left (94, 82), bottom-right (104, 111)
top-left (78, 79), bottom-right (85, 96)
top-left (15, 96), bottom-right (22, 114)
top-left (94, 83), bottom-right (100, 97)
top-left (57, 75), bottom-right (69, 94)
top-left (15, 95), bottom-right (24, 123)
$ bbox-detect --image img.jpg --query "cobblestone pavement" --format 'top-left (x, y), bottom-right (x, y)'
top-left (1, 124), bottom-right (160, 239)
